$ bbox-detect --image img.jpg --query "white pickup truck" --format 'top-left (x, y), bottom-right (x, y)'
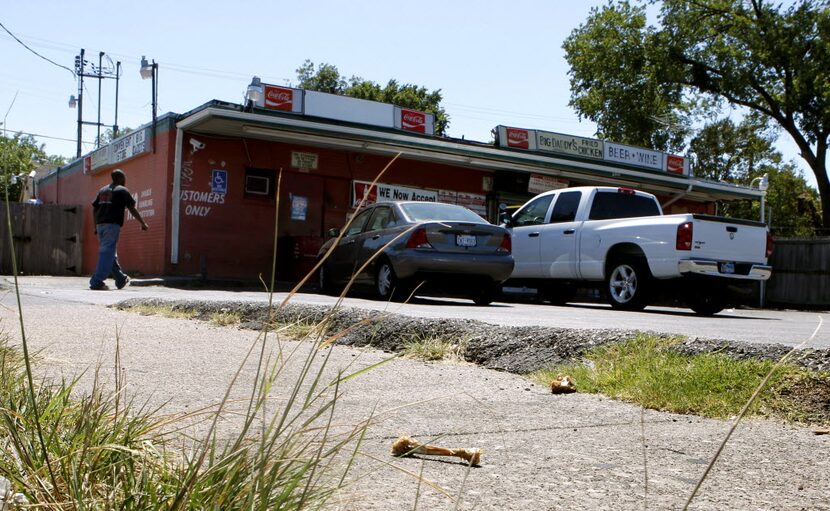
top-left (503, 186), bottom-right (772, 315)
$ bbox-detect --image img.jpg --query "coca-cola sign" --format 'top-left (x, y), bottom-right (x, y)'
top-left (666, 154), bottom-right (686, 175)
top-left (400, 108), bottom-right (427, 133)
top-left (264, 85), bottom-right (294, 111)
top-left (506, 128), bottom-right (530, 149)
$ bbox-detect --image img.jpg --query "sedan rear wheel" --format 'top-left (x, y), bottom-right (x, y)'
top-left (376, 261), bottom-right (399, 301)
top-left (318, 262), bottom-right (338, 296)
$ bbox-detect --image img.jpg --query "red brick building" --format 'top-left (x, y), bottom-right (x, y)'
top-left (37, 86), bottom-right (762, 283)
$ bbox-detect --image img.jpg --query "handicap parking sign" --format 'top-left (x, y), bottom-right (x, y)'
top-left (211, 169), bottom-right (228, 194)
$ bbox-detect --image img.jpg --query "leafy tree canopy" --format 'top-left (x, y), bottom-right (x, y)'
top-left (295, 60), bottom-right (450, 136)
top-left (689, 117), bottom-right (821, 236)
top-left (564, 0), bottom-right (830, 231)
top-left (0, 133), bottom-right (63, 202)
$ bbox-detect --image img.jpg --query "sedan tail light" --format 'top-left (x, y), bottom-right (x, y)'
top-left (406, 227), bottom-right (433, 249)
top-left (676, 222), bottom-right (693, 251)
top-left (497, 233), bottom-right (512, 254)
top-left (766, 232), bottom-right (774, 258)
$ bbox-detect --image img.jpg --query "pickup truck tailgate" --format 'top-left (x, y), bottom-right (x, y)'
top-left (689, 215), bottom-right (768, 262)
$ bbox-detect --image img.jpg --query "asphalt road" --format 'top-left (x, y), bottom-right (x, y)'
top-left (2, 276), bottom-right (827, 349)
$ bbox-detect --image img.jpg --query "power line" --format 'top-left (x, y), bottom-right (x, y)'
top-left (2, 128), bottom-right (96, 145)
top-left (0, 20), bottom-right (75, 78)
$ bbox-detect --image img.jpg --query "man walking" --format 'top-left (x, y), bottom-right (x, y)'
top-left (89, 169), bottom-right (149, 290)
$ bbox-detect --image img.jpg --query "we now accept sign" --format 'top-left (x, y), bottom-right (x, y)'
top-left (352, 180), bottom-right (437, 207)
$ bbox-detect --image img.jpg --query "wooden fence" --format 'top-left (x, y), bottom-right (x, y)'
top-left (766, 237), bottom-right (830, 308)
top-left (0, 202), bottom-right (83, 276)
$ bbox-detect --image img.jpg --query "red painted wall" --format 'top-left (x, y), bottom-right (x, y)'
top-left (37, 128), bottom-right (175, 278)
top-left (172, 136), bottom-right (489, 280)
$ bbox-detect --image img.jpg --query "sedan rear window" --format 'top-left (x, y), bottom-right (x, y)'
top-left (400, 202), bottom-right (485, 223)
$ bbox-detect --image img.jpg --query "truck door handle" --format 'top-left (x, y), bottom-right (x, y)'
top-left (371, 234), bottom-right (381, 240)
top-left (726, 226), bottom-right (737, 233)
top-left (345, 239), bottom-right (356, 245)
top-left (528, 232), bottom-right (540, 238)
top-left (563, 229), bottom-right (575, 235)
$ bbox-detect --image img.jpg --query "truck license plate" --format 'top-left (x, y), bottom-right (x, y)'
top-left (456, 234), bottom-right (477, 247)
top-left (720, 262), bottom-right (735, 274)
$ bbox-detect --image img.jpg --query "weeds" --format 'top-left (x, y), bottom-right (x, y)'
top-left (209, 310), bottom-right (242, 326)
top-left (531, 333), bottom-right (830, 424)
top-left (130, 303), bottom-right (199, 320)
top-left (403, 334), bottom-right (467, 363)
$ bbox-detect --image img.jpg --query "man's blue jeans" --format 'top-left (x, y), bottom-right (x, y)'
top-left (90, 223), bottom-right (128, 288)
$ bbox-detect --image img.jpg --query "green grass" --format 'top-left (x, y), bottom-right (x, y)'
top-left (531, 334), bottom-right (830, 423)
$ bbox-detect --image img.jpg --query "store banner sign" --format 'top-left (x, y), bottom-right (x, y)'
top-left (528, 174), bottom-right (569, 194)
top-left (260, 85), bottom-right (303, 113)
top-left (535, 130), bottom-right (603, 159)
top-left (496, 126), bottom-right (537, 150)
top-left (604, 142), bottom-right (662, 171)
top-left (664, 154), bottom-right (690, 175)
top-left (393, 107), bottom-right (435, 134)
top-left (111, 128), bottom-right (151, 163)
top-left (439, 190), bottom-right (487, 216)
top-left (83, 127), bottom-right (152, 175)
top-left (352, 180), bottom-right (437, 207)
top-left (291, 151), bottom-right (319, 170)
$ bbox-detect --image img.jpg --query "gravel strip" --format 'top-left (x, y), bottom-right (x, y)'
top-left (116, 298), bottom-right (830, 373)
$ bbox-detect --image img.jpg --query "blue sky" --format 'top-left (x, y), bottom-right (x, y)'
top-left (0, 0), bottom-right (816, 188)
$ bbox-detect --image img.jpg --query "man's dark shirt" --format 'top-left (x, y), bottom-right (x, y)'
top-left (92, 184), bottom-right (135, 226)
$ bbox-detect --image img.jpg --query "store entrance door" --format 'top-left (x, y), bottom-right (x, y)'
top-left (277, 172), bottom-right (325, 282)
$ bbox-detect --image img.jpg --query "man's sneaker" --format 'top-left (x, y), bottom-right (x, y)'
top-left (116, 277), bottom-right (130, 290)
top-left (90, 283), bottom-right (110, 291)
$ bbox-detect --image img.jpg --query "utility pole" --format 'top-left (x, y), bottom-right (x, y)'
top-left (69, 48), bottom-right (120, 158)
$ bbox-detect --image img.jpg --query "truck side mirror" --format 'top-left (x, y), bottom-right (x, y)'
top-left (498, 203), bottom-right (512, 227)
top-left (327, 227), bottom-right (340, 238)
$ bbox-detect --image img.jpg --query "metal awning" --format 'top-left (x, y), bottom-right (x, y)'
top-left (176, 103), bottom-right (762, 203)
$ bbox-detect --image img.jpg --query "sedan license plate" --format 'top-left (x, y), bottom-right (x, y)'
top-left (720, 262), bottom-right (735, 274)
top-left (456, 234), bottom-right (477, 247)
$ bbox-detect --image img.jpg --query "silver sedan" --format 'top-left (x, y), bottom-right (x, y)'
top-left (317, 201), bottom-right (514, 305)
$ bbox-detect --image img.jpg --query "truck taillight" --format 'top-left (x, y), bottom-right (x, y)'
top-left (766, 232), bottom-right (774, 258)
top-left (406, 227), bottom-right (433, 249)
top-left (497, 233), bottom-right (512, 254)
top-left (676, 222), bottom-right (693, 251)
top-left (617, 187), bottom-right (636, 195)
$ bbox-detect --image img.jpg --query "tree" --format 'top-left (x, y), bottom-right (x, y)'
top-left (689, 118), bottom-right (821, 236)
top-left (562, 1), bottom-right (690, 152)
top-left (295, 60), bottom-right (450, 136)
top-left (564, 0), bottom-right (830, 231)
top-left (0, 133), bottom-right (58, 202)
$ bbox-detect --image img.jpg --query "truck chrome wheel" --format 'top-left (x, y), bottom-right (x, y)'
top-left (606, 259), bottom-right (649, 311)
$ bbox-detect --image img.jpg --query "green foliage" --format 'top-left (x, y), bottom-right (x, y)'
top-left (563, 1), bottom-right (690, 151)
top-left (689, 118), bottom-right (822, 236)
top-left (564, 0), bottom-right (830, 231)
top-left (295, 60), bottom-right (450, 136)
top-left (0, 133), bottom-right (55, 202)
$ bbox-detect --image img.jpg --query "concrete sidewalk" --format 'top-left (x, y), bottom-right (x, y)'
top-left (0, 278), bottom-right (827, 510)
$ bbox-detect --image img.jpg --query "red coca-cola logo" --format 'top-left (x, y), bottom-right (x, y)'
top-left (667, 155), bottom-right (685, 174)
top-left (401, 108), bottom-right (426, 133)
top-left (264, 85), bottom-right (294, 111)
top-left (506, 128), bottom-right (529, 149)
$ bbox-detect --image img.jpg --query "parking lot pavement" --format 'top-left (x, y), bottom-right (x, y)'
top-left (1, 275), bottom-right (828, 348)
